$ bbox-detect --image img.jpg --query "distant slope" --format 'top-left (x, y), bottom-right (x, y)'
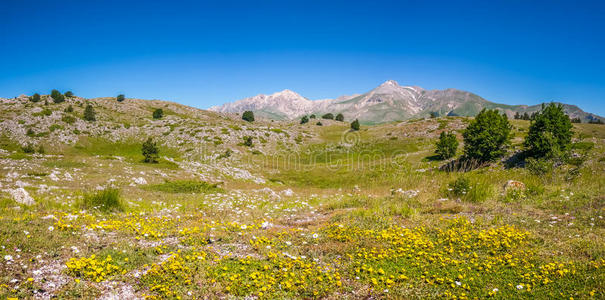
top-left (210, 80), bottom-right (604, 124)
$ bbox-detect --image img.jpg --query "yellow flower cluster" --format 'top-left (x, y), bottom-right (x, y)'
top-left (66, 254), bottom-right (123, 282)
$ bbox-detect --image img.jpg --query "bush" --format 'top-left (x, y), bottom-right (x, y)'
top-left (309, 114), bottom-right (316, 119)
top-left (30, 93), bottom-right (41, 103)
top-left (430, 111), bottom-right (439, 118)
top-left (350, 119), bottom-right (360, 131)
top-left (153, 108), bottom-right (163, 119)
top-left (242, 136), bottom-right (253, 147)
top-left (316, 121), bottom-right (323, 126)
top-left (462, 109), bottom-right (511, 162)
top-left (116, 94), bottom-right (125, 102)
top-left (524, 103), bottom-right (573, 160)
top-left (142, 138), bottom-right (159, 163)
top-left (62, 115), bottom-right (76, 124)
top-left (50, 89), bottom-right (65, 103)
top-left (300, 115), bottom-right (309, 124)
top-left (335, 113), bottom-right (344, 121)
top-left (447, 176), bottom-right (491, 203)
top-left (21, 143), bottom-right (36, 153)
top-left (26, 128), bottom-right (35, 136)
top-left (449, 177), bottom-right (470, 197)
top-left (83, 104), bottom-right (96, 121)
top-left (525, 157), bottom-right (553, 175)
top-left (435, 131), bottom-right (458, 159)
top-left (65, 105), bottom-right (74, 113)
top-left (242, 111), bottom-right (254, 122)
top-left (82, 188), bottom-right (123, 212)
top-left (64, 91), bottom-right (74, 98)
top-left (37, 144), bottom-right (45, 154)
top-left (322, 113), bottom-right (334, 120)
top-left (570, 117), bottom-right (581, 123)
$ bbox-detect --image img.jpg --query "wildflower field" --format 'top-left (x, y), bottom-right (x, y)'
top-left (0, 100), bottom-right (604, 299)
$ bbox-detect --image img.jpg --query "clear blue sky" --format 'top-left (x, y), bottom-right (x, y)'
top-left (1, 0), bottom-right (604, 115)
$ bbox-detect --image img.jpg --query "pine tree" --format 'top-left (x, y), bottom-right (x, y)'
top-left (435, 131), bottom-right (458, 159)
top-left (524, 103), bottom-right (573, 159)
top-left (142, 138), bottom-right (159, 163)
top-left (51, 89), bottom-right (65, 103)
top-left (350, 119), bottom-right (360, 131)
top-left (83, 104), bottom-right (96, 121)
top-left (300, 115), bottom-right (309, 124)
top-left (335, 113), bottom-right (344, 121)
top-left (242, 111), bottom-right (255, 122)
top-left (117, 94), bottom-right (125, 102)
top-left (153, 108), bottom-right (164, 119)
top-left (462, 109), bottom-right (511, 162)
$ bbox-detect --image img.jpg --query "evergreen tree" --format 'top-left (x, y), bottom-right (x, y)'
top-left (462, 109), bottom-right (511, 162)
top-left (335, 113), bottom-right (344, 121)
top-left (30, 93), bottom-right (41, 103)
top-left (309, 114), bottom-right (316, 119)
top-left (142, 138), bottom-right (159, 163)
top-left (435, 131), bottom-right (458, 159)
top-left (524, 103), bottom-right (573, 159)
top-left (153, 108), bottom-right (164, 119)
top-left (300, 115), bottom-right (309, 124)
top-left (117, 94), bottom-right (125, 102)
top-left (83, 104), bottom-right (96, 121)
top-left (350, 119), bottom-right (360, 131)
top-left (322, 113), bottom-right (334, 120)
top-left (64, 91), bottom-right (74, 98)
top-left (242, 111), bottom-right (255, 122)
top-left (50, 89), bottom-right (65, 103)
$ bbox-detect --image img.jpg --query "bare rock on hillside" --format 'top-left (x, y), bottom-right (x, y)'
top-left (9, 187), bottom-right (35, 205)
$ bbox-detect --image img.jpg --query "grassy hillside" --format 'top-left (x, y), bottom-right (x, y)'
top-left (0, 95), bottom-right (603, 299)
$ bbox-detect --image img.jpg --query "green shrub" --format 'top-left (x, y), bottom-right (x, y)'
top-left (65, 105), bottom-right (74, 113)
top-left (570, 117), bottom-right (581, 123)
top-left (242, 111), bottom-right (254, 122)
top-left (116, 94), bottom-right (125, 102)
top-left (21, 143), bottom-right (36, 153)
top-left (449, 177), bottom-right (470, 197)
top-left (316, 121), bottom-right (323, 126)
top-left (322, 113), bottom-right (334, 120)
top-left (350, 119), bottom-right (360, 131)
top-left (26, 128), bottom-right (35, 136)
top-left (309, 114), bottom-right (316, 119)
top-left (462, 109), bottom-right (511, 162)
top-left (524, 103), bottom-right (573, 159)
top-left (242, 136), bottom-right (253, 147)
top-left (447, 176), bottom-right (492, 203)
top-left (83, 104), bottom-right (96, 121)
top-left (335, 113), bottom-right (344, 121)
top-left (37, 144), bottom-right (45, 154)
top-left (144, 180), bottom-right (223, 194)
top-left (50, 89), bottom-right (65, 103)
top-left (82, 188), bottom-right (123, 212)
top-left (64, 91), bottom-right (74, 98)
top-left (62, 115), bottom-right (76, 124)
top-left (525, 157), bottom-right (553, 175)
top-left (435, 131), bottom-right (458, 159)
top-left (300, 115), bottom-right (309, 124)
top-left (142, 138), bottom-right (159, 163)
top-left (30, 93), bottom-right (41, 103)
top-left (49, 124), bottom-right (63, 132)
top-left (153, 108), bottom-right (163, 119)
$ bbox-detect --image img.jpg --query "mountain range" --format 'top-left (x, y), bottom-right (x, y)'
top-left (210, 80), bottom-right (604, 124)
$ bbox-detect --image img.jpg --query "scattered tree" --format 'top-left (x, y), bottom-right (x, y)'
top-left (335, 113), bottom-right (344, 121)
top-left (322, 113), bottom-right (334, 120)
top-left (242, 111), bottom-right (255, 122)
top-left (435, 131), bottom-right (458, 159)
top-left (50, 89), bottom-right (65, 103)
top-left (64, 91), bottom-right (74, 98)
top-left (83, 104), bottom-right (96, 121)
top-left (309, 114), bottom-right (316, 119)
top-left (513, 112), bottom-right (520, 120)
top-left (462, 109), bottom-right (511, 162)
top-left (30, 93), bottom-right (41, 103)
top-left (21, 143), bottom-right (36, 153)
top-left (588, 119), bottom-right (604, 124)
top-left (300, 115), bottom-right (309, 124)
top-left (570, 117), bottom-right (581, 123)
top-left (142, 138), bottom-right (159, 163)
top-left (116, 94), bottom-right (125, 102)
top-left (65, 105), bottom-right (74, 113)
top-left (316, 121), bottom-right (323, 126)
top-left (153, 108), bottom-right (164, 119)
top-left (350, 119), bottom-right (360, 131)
top-left (524, 103), bottom-right (573, 159)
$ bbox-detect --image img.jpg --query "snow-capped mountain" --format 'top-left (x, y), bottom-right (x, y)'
top-left (210, 80), bottom-right (603, 124)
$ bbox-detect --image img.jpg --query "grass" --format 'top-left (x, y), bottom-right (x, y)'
top-left (81, 188), bottom-right (123, 212)
top-left (143, 180), bottom-right (224, 194)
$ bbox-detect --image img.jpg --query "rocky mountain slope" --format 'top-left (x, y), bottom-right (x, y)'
top-left (210, 80), bottom-right (604, 124)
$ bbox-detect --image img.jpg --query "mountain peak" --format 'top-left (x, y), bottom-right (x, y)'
top-left (273, 89), bottom-right (302, 98)
top-left (380, 80), bottom-right (400, 87)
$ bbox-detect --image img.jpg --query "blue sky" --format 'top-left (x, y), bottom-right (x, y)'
top-left (1, 0), bottom-right (604, 115)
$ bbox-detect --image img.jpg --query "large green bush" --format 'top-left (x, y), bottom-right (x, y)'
top-left (142, 138), bottom-right (159, 163)
top-left (335, 113), bottom-right (344, 121)
top-left (30, 93), bottom-right (41, 103)
top-left (82, 188), bottom-right (123, 212)
top-left (435, 131), bottom-right (458, 159)
top-left (153, 108), bottom-right (164, 119)
top-left (524, 103), bottom-right (572, 159)
top-left (50, 89), bottom-right (65, 103)
top-left (116, 94), bottom-right (125, 102)
top-left (350, 119), bottom-right (360, 131)
top-left (83, 104), bottom-right (96, 121)
top-left (322, 113), bottom-right (334, 120)
top-left (462, 109), bottom-right (511, 162)
top-left (242, 111), bottom-right (254, 122)
top-left (300, 115), bottom-right (309, 124)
